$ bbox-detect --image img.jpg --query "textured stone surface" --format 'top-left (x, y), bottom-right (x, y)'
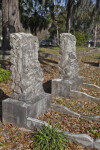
top-left (2, 33), bottom-right (51, 127)
top-left (52, 78), bottom-right (70, 97)
top-left (83, 83), bottom-right (100, 92)
top-left (70, 90), bottom-right (100, 104)
top-left (94, 139), bottom-right (100, 150)
top-left (51, 103), bottom-right (100, 122)
top-left (3, 95), bottom-right (51, 127)
top-left (66, 133), bottom-right (94, 148)
top-left (51, 103), bottom-right (80, 117)
top-left (59, 33), bottom-right (79, 80)
top-left (26, 117), bottom-right (94, 149)
top-left (10, 33), bottom-right (44, 101)
top-left (3, 98), bottom-right (27, 127)
top-left (52, 33), bottom-right (82, 97)
top-left (27, 117), bottom-right (49, 130)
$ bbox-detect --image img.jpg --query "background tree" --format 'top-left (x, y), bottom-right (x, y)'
top-left (2, 0), bottom-right (20, 50)
top-left (20, 0), bottom-right (51, 36)
top-left (71, 1), bottom-right (94, 38)
top-left (49, 5), bottom-right (66, 39)
top-left (43, 0), bottom-right (89, 33)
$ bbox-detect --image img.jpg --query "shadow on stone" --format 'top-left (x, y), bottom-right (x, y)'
top-left (43, 80), bottom-right (52, 94)
top-left (0, 89), bottom-right (9, 121)
top-left (0, 59), bottom-right (11, 70)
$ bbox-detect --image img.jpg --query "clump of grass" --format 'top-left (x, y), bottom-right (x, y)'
top-left (31, 124), bottom-right (69, 150)
top-left (0, 65), bottom-right (11, 83)
top-left (89, 127), bottom-right (100, 139)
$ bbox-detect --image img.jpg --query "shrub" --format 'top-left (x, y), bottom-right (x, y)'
top-left (31, 124), bottom-right (69, 150)
top-left (0, 65), bottom-right (11, 83)
top-left (74, 32), bottom-right (87, 46)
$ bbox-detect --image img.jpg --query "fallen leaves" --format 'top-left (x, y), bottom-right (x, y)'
top-left (0, 51), bottom-right (100, 150)
top-left (38, 109), bottom-right (100, 139)
top-left (0, 123), bottom-right (32, 150)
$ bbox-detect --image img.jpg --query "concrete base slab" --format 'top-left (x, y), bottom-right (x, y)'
top-left (52, 77), bottom-right (82, 97)
top-left (52, 79), bottom-right (70, 97)
top-left (2, 93), bottom-right (51, 128)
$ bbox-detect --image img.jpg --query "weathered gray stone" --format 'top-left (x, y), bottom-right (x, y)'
top-left (27, 117), bottom-right (94, 149)
top-left (51, 103), bottom-right (80, 117)
top-left (51, 103), bottom-right (100, 122)
top-left (3, 95), bottom-right (50, 128)
top-left (82, 115), bottom-right (100, 122)
top-left (59, 33), bottom-right (79, 80)
top-left (2, 33), bottom-right (51, 127)
top-left (94, 139), bottom-right (100, 150)
top-left (83, 83), bottom-right (100, 92)
top-left (27, 117), bottom-right (49, 130)
top-left (52, 33), bottom-right (82, 97)
top-left (3, 98), bottom-right (27, 127)
top-left (52, 79), bottom-right (70, 97)
top-left (65, 133), bottom-right (94, 148)
top-left (10, 33), bottom-right (44, 101)
top-left (70, 90), bottom-right (100, 104)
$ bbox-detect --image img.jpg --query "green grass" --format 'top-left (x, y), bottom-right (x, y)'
top-left (39, 46), bottom-right (94, 55)
top-left (31, 124), bottom-right (69, 150)
top-left (39, 46), bottom-right (59, 55)
top-left (76, 46), bottom-right (92, 52)
top-left (0, 66), bottom-right (11, 83)
top-left (82, 53), bottom-right (100, 62)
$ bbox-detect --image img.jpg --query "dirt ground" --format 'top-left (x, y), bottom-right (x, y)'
top-left (0, 50), bottom-right (100, 149)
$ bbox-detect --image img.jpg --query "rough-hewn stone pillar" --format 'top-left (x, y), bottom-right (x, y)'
top-left (2, 33), bottom-right (51, 128)
top-left (10, 33), bottom-right (44, 101)
top-left (52, 33), bottom-right (83, 97)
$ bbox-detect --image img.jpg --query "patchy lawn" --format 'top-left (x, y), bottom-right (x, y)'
top-left (39, 46), bottom-right (59, 55)
top-left (76, 46), bottom-right (94, 52)
top-left (39, 46), bottom-right (94, 54)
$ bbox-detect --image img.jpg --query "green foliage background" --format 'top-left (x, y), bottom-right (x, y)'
top-left (0, 66), bottom-right (11, 83)
top-left (74, 32), bottom-right (87, 46)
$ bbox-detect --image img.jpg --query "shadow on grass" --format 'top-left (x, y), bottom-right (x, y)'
top-left (0, 59), bottom-right (11, 70)
top-left (0, 89), bottom-right (9, 121)
top-left (39, 58), bottom-right (48, 66)
top-left (84, 61), bottom-right (99, 67)
top-left (39, 57), bottom-right (58, 66)
top-left (43, 58), bottom-right (58, 64)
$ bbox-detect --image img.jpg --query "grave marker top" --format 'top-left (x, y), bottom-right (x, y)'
top-left (10, 33), bottom-right (44, 102)
top-left (59, 33), bottom-right (79, 80)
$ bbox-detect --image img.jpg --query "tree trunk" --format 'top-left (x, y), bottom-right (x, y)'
top-left (2, 0), bottom-right (10, 50)
top-left (66, 0), bottom-right (74, 33)
top-left (66, 13), bottom-right (71, 33)
top-left (57, 23), bottom-right (59, 39)
top-left (2, 0), bottom-right (20, 50)
top-left (94, 25), bottom-right (97, 47)
top-left (8, 0), bottom-right (20, 33)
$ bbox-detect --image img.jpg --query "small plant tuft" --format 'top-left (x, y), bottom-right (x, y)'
top-left (0, 65), bottom-right (11, 83)
top-left (31, 124), bottom-right (69, 150)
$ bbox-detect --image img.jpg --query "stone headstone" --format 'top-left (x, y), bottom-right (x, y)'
top-left (2, 33), bottom-right (51, 128)
top-left (52, 33), bottom-right (82, 97)
top-left (10, 33), bottom-right (44, 101)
